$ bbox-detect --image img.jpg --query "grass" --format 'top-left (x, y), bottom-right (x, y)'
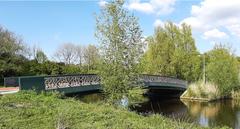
top-left (0, 91), bottom-right (230, 129)
top-left (181, 81), bottom-right (220, 101)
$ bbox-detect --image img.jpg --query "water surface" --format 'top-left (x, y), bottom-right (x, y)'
top-left (75, 93), bottom-right (240, 129)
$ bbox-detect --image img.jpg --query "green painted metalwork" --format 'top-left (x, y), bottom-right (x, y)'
top-left (4, 77), bottom-right (20, 87)
top-left (13, 74), bottom-right (187, 94)
top-left (19, 76), bottom-right (45, 91)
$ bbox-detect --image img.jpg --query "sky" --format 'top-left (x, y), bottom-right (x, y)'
top-left (0, 0), bottom-right (240, 58)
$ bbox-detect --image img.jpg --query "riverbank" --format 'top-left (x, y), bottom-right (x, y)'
top-left (181, 81), bottom-right (240, 102)
top-left (181, 81), bottom-right (224, 102)
top-left (0, 91), bottom-right (229, 129)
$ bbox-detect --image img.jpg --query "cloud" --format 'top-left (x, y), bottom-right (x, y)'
top-left (180, 0), bottom-right (240, 38)
top-left (128, 1), bottom-right (153, 14)
top-left (99, 0), bottom-right (108, 7)
top-left (127, 0), bottom-right (176, 15)
top-left (153, 19), bottom-right (164, 27)
top-left (203, 29), bottom-right (228, 39)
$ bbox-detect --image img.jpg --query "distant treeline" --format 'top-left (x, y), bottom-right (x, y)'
top-left (0, 26), bottom-right (100, 85)
top-left (0, 21), bottom-right (240, 90)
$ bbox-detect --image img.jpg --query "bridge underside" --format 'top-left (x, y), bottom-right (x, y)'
top-left (143, 82), bottom-right (186, 98)
top-left (46, 85), bottom-right (185, 98)
top-left (146, 88), bottom-right (185, 98)
top-left (46, 85), bottom-right (186, 98)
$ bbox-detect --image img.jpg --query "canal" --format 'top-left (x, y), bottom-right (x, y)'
top-left (71, 92), bottom-right (240, 129)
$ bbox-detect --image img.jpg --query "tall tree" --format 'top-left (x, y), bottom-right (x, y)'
top-left (0, 26), bottom-right (26, 81)
top-left (75, 45), bottom-right (84, 66)
top-left (142, 22), bottom-right (201, 82)
top-left (172, 23), bottom-right (201, 81)
top-left (54, 43), bottom-right (76, 65)
top-left (96, 0), bottom-right (144, 103)
top-left (83, 44), bottom-right (99, 71)
top-left (0, 26), bottom-right (24, 56)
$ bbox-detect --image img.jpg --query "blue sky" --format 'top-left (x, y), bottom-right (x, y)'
top-left (0, 0), bottom-right (240, 57)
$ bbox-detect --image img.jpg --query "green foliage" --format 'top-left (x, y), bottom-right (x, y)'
top-left (142, 22), bottom-right (201, 82)
top-left (62, 64), bottom-right (82, 74)
top-left (83, 44), bottom-right (100, 72)
top-left (206, 44), bottom-right (239, 95)
top-left (35, 49), bottom-right (48, 64)
top-left (26, 60), bottom-right (63, 76)
top-left (0, 26), bottom-right (26, 80)
top-left (95, 0), bottom-right (145, 103)
top-left (0, 26), bottom-right (24, 55)
top-left (0, 91), bottom-right (213, 129)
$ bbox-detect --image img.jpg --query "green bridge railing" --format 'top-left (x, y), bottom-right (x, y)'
top-left (4, 77), bottom-right (20, 87)
top-left (4, 74), bottom-right (187, 93)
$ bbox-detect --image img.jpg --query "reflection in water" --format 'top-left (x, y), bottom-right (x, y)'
top-left (73, 92), bottom-right (240, 129)
top-left (182, 99), bottom-right (240, 128)
top-left (199, 114), bottom-right (208, 127)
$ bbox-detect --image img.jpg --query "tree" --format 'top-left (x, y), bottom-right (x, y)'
top-left (83, 44), bottom-right (100, 71)
top-left (95, 0), bottom-right (145, 103)
top-left (0, 26), bottom-right (26, 82)
top-left (172, 23), bottom-right (201, 81)
top-left (35, 49), bottom-right (48, 63)
top-left (54, 43), bottom-right (77, 65)
top-left (206, 44), bottom-right (239, 95)
top-left (142, 22), bottom-right (201, 82)
top-left (0, 26), bottom-right (24, 56)
top-left (75, 45), bottom-right (84, 66)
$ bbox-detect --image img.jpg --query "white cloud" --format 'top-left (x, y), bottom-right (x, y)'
top-left (203, 29), bottom-right (228, 39)
top-left (153, 19), bottom-right (164, 27)
top-left (99, 0), bottom-right (108, 7)
top-left (127, 0), bottom-right (176, 15)
top-left (180, 0), bottom-right (240, 38)
top-left (227, 24), bottom-right (240, 37)
top-left (128, 2), bottom-right (153, 14)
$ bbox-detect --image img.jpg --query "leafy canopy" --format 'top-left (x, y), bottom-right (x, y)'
top-left (95, 0), bottom-right (145, 103)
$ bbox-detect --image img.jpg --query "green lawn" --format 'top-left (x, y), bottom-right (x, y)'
top-left (0, 91), bottom-right (230, 129)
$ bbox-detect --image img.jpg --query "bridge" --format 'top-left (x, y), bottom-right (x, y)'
top-left (4, 74), bottom-right (187, 96)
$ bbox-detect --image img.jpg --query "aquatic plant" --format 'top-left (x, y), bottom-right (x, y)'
top-left (181, 80), bottom-right (220, 101)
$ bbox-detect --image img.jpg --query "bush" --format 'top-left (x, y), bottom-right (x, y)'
top-left (206, 45), bottom-right (239, 95)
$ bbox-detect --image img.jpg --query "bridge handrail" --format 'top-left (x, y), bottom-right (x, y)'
top-left (44, 74), bottom-right (100, 90)
top-left (139, 75), bottom-right (187, 86)
top-left (43, 74), bottom-right (187, 90)
top-left (4, 77), bottom-right (20, 87)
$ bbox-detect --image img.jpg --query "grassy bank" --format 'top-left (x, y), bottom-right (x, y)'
top-left (0, 91), bottom-right (228, 129)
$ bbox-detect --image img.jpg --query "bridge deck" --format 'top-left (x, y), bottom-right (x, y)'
top-left (4, 74), bottom-right (187, 94)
